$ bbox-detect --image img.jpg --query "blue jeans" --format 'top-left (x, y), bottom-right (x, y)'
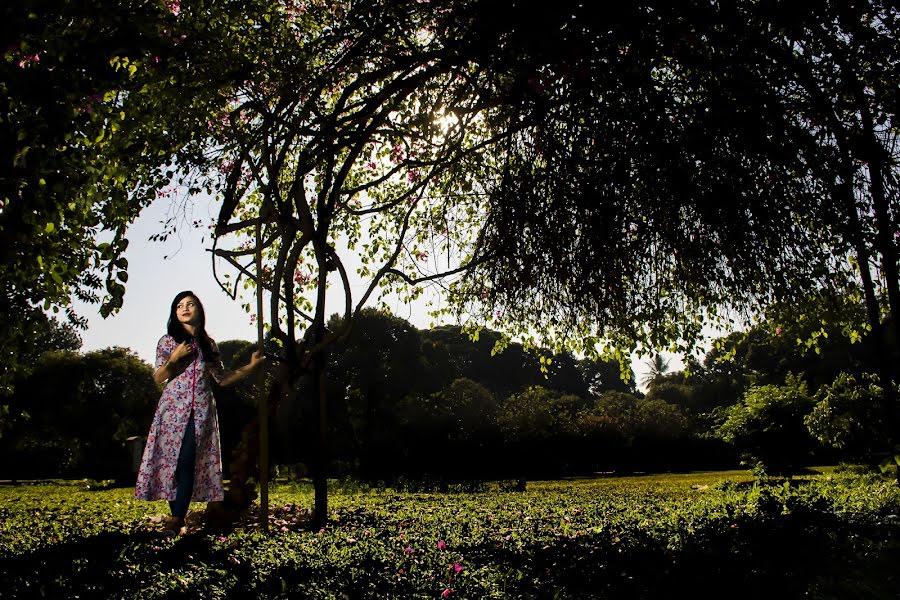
top-left (169, 412), bottom-right (196, 518)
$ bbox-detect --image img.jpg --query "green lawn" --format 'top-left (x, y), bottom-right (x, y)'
top-left (1, 468), bottom-right (898, 598)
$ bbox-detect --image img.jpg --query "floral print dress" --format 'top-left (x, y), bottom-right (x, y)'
top-left (134, 334), bottom-right (226, 502)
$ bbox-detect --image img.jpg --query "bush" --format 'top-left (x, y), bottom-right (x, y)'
top-left (716, 373), bottom-right (818, 473)
top-left (805, 372), bottom-right (891, 459)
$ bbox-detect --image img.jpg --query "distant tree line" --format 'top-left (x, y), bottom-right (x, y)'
top-left (2, 291), bottom-right (894, 481)
top-left (0, 317), bottom-right (158, 481)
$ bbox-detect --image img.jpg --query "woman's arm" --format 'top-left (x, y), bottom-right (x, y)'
top-left (217, 350), bottom-right (266, 388)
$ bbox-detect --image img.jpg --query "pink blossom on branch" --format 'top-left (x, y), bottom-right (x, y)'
top-left (390, 143), bottom-right (404, 163)
top-left (17, 53), bottom-right (40, 68)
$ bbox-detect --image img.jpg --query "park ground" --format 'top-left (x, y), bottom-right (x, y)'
top-left (1, 467), bottom-right (899, 599)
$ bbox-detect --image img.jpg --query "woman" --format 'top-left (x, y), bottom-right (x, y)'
top-left (135, 291), bottom-right (264, 533)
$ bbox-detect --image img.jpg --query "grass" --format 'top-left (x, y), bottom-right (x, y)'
top-left (1, 468), bottom-right (898, 598)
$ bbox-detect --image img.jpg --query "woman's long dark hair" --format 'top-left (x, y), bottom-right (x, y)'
top-left (167, 291), bottom-right (216, 361)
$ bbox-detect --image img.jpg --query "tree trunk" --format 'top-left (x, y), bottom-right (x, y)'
top-left (855, 94), bottom-right (900, 481)
top-left (313, 353), bottom-right (328, 527)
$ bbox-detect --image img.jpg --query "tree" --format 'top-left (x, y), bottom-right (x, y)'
top-left (496, 386), bottom-right (586, 476)
top-left (421, 325), bottom-right (592, 399)
top-left (577, 357), bottom-right (637, 397)
top-left (691, 290), bottom-right (885, 416)
top-left (2, 0), bottom-right (271, 398)
top-left (805, 372), bottom-right (892, 460)
top-left (396, 377), bottom-right (499, 479)
top-left (760, 2), bottom-right (900, 388)
top-left (497, 386), bottom-right (585, 441)
top-left (716, 374), bottom-right (819, 473)
top-left (453, 2), bottom-right (900, 432)
top-left (641, 354), bottom-right (671, 390)
top-left (2, 347), bottom-right (158, 479)
top-left (644, 377), bottom-right (698, 414)
top-left (0, 316), bottom-right (82, 437)
top-left (326, 309), bottom-right (433, 478)
top-left (191, 0), bottom-right (897, 516)
top-left (12, 0), bottom-right (897, 518)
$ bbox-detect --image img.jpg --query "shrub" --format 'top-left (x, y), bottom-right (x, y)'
top-left (805, 372), bottom-right (891, 459)
top-left (716, 373), bottom-right (818, 473)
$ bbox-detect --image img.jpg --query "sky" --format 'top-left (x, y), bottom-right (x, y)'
top-left (72, 194), bottom-right (685, 388)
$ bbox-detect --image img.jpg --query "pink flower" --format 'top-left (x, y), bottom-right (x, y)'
top-left (165, 0), bottom-right (181, 16)
top-left (17, 53), bottom-right (40, 68)
top-left (437, 540), bottom-right (447, 550)
top-left (442, 589), bottom-right (453, 598)
top-left (390, 143), bottom-right (404, 163)
top-left (403, 546), bottom-right (413, 553)
top-left (452, 562), bottom-right (463, 573)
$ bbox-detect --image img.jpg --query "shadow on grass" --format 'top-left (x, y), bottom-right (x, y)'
top-left (1, 512), bottom-right (898, 599)
top-left (0, 530), bottom-right (237, 598)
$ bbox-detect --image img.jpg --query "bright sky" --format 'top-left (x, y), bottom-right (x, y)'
top-left (73, 194), bottom-right (684, 388)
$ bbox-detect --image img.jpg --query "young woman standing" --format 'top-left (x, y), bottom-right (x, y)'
top-left (135, 291), bottom-right (264, 533)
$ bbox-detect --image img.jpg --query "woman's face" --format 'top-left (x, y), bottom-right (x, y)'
top-left (175, 296), bottom-right (201, 326)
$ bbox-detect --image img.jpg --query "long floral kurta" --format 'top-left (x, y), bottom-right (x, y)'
top-left (134, 334), bottom-right (226, 502)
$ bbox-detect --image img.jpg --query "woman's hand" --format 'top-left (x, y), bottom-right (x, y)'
top-left (169, 341), bottom-right (194, 363)
top-left (247, 349), bottom-right (266, 369)
top-left (154, 341), bottom-right (193, 385)
top-left (218, 349), bottom-right (266, 388)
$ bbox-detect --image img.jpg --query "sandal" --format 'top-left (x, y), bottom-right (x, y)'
top-left (161, 516), bottom-right (185, 534)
